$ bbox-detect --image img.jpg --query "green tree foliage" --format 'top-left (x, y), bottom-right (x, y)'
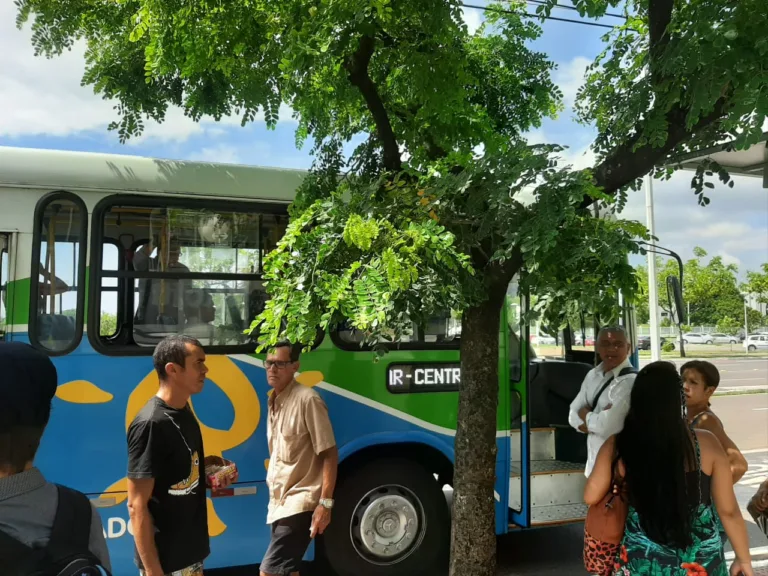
top-left (16, 1), bottom-right (768, 574)
top-left (716, 315), bottom-right (741, 336)
top-left (636, 248), bottom-right (762, 328)
top-left (743, 263), bottom-right (768, 305)
top-left (100, 312), bottom-right (118, 337)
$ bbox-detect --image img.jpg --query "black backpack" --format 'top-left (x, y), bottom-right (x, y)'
top-left (0, 484), bottom-right (112, 576)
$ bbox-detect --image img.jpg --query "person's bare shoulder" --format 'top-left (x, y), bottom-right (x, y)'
top-left (695, 411), bottom-right (724, 432)
top-left (694, 428), bottom-right (726, 465)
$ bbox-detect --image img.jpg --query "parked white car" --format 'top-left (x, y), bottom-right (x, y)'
top-left (709, 332), bottom-right (738, 344)
top-left (744, 334), bottom-right (768, 352)
top-left (681, 333), bottom-right (715, 345)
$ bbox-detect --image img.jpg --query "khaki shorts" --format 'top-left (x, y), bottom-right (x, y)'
top-left (140, 562), bottom-right (203, 576)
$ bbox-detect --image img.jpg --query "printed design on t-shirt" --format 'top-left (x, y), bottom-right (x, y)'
top-left (168, 450), bottom-right (200, 496)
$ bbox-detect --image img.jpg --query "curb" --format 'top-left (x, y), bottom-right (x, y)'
top-left (714, 387), bottom-right (768, 396)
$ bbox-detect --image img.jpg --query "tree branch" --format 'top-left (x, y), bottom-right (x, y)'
top-left (345, 35), bottom-right (402, 172)
top-left (648, 0), bottom-right (674, 82)
top-left (583, 98), bottom-right (727, 208)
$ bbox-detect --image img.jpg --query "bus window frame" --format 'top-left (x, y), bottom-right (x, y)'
top-left (0, 235), bottom-right (8, 340)
top-left (331, 316), bottom-right (462, 352)
top-left (29, 190), bottom-right (89, 356)
top-left (98, 237), bottom-right (124, 341)
top-left (87, 193), bottom-right (317, 356)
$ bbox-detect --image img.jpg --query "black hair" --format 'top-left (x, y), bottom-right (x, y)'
top-left (153, 334), bottom-right (203, 381)
top-left (270, 340), bottom-right (302, 362)
top-left (0, 427), bottom-right (45, 475)
top-left (616, 361), bottom-right (697, 549)
top-left (0, 342), bottom-right (57, 474)
top-left (680, 360), bottom-right (720, 389)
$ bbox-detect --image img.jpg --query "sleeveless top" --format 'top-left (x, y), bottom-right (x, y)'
top-left (612, 434), bottom-right (726, 576)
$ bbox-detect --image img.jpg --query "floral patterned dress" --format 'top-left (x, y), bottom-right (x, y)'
top-left (612, 438), bottom-right (726, 575)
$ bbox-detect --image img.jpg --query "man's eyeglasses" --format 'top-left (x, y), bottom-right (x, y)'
top-left (264, 360), bottom-right (294, 370)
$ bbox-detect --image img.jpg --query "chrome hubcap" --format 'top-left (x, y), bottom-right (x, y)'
top-left (351, 485), bottom-right (425, 565)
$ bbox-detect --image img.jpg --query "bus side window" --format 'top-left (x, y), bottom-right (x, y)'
top-left (90, 198), bottom-right (293, 354)
top-left (30, 192), bottom-right (87, 354)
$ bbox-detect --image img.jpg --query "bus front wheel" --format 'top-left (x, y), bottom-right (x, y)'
top-left (321, 457), bottom-right (450, 576)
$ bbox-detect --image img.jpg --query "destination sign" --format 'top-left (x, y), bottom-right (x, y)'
top-left (386, 363), bottom-right (461, 394)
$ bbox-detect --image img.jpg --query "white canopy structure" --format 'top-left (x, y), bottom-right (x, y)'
top-left (667, 132), bottom-right (768, 188)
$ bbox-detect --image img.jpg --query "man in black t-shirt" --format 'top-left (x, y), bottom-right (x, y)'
top-left (126, 335), bottom-right (232, 576)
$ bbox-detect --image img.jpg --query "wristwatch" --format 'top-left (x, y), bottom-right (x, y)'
top-left (319, 498), bottom-right (335, 509)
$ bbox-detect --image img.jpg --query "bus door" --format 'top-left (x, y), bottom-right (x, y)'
top-left (505, 278), bottom-right (530, 528)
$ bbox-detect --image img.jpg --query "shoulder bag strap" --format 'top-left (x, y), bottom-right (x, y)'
top-left (0, 529), bottom-right (35, 575)
top-left (47, 485), bottom-right (94, 561)
top-left (591, 375), bottom-right (615, 409)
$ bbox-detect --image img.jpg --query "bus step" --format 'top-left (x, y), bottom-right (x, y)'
top-left (509, 459), bottom-right (584, 477)
top-left (530, 502), bottom-right (588, 526)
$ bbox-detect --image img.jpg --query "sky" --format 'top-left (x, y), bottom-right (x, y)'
top-left (1, 1), bottom-right (766, 279)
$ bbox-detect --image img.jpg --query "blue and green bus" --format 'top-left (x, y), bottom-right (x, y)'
top-left (0, 145), bottom-right (638, 576)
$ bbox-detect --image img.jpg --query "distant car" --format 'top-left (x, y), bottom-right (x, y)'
top-left (573, 335), bottom-right (595, 347)
top-left (681, 333), bottom-right (714, 345)
top-left (709, 333), bottom-right (738, 344)
top-left (637, 335), bottom-right (673, 350)
top-left (534, 334), bottom-right (557, 345)
top-left (744, 334), bottom-right (768, 352)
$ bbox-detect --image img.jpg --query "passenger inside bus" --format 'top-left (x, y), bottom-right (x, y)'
top-left (133, 236), bottom-right (190, 328)
top-left (182, 287), bottom-right (216, 345)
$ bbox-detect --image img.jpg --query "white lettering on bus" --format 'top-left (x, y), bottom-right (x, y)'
top-left (414, 369), bottom-right (424, 385)
top-left (103, 517), bottom-right (134, 539)
top-left (389, 369), bottom-right (404, 387)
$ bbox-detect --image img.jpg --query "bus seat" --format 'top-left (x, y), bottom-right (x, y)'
top-left (37, 314), bottom-right (76, 350)
top-left (528, 360), bottom-right (593, 428)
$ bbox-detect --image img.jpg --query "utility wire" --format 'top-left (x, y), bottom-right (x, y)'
top-left (524, 0), bottom-right (627, 20)
top-left (461, 2), bottom-right (622, 30)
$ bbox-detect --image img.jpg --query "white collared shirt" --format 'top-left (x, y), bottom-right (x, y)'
top-left (568, 357), bottom-right (637, 477)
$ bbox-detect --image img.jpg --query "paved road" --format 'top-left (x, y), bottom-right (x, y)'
top-left (712, 392), bottom-right (768, 451)
top-left (640, 356), bottom-right (768, 392)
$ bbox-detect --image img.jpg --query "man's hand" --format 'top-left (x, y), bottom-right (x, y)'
top-left (310, 504), bottom-right (332, 538)
top-left (204, 455), bottom-right (238, 492)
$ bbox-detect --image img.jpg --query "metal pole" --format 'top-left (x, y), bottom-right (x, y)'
top-left (744, 297), bottom-right (749, 354)
top-left (645, 175), bottom-right (661, 361)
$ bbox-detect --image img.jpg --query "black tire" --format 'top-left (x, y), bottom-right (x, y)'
top-left (683, 339), bottom-right (689, 344)
top-left (730, 339), bottom-right (737, 344)
top-left (705, 340), bottom-right (713, 345)
top-left (321, 458), bottom-right (450, 576)
top-left (749, 345), bottom-right (757, 352)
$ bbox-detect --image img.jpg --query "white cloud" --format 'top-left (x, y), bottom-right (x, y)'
top-left (553, 56), bottom-right (592, 110)
top-left (559, 143), bottom-right (597, 170)
top-left (1, 4), bottom-right (294, 142)
top-left (188, 144), bottom-right (243, 165)
top-left (689, 222), bottom-right (752, 240)
top-left (620, 171), bottom-right (768, 276)
top-left (461, 5), bottom-right (485, 34)
top-left (718, 251), bottom-right (742, 267)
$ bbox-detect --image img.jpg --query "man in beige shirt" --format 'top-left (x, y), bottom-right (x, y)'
top-left (260, 341), bottom-right (338, 576)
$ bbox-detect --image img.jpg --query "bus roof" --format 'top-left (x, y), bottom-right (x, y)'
top-left (0, 146), bottom-right (306, 202)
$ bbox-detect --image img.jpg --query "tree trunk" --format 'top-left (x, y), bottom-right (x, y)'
top-left (449, 276), bottom-right (510, 576)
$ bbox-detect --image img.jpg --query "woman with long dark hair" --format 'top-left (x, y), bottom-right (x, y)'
top-left (584, 361), bottom-right (753, 575)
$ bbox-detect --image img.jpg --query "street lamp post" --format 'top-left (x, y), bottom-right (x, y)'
top-left (742, 292), bottom-right (749, 354)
